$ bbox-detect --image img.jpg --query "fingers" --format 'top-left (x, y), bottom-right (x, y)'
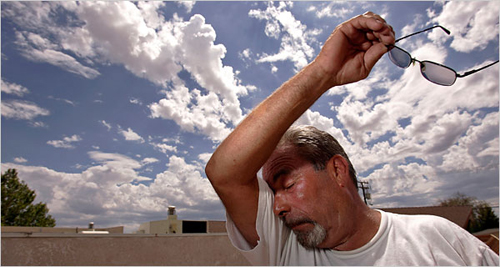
top-left (347, 11), bottom-right (395, 47)
top-left (339, 12), bottom-right (395, 73)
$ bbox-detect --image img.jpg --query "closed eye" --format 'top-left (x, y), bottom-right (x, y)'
top-left (273, 169), bottom-right (290, 183)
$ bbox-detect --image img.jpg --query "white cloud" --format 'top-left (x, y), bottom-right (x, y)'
top-left (149, 78), bottom-right (233, 142)
top-left (152, 142), bottom-right (178, 154)
top-left (429, 1), bottom-right (499, 53)
top-left (13, 157), bottom-right (28, 163)
top-left (141, 157), bottom-right (159, 165)
top-left (137, 1), bottom-right (167, 29)
top-left (308, 2), bottom-right (352, 19)
top-left (1, 80), bottom-right (30, 96)
top-left (118, 127), bottom-right (145, 143)
top-left (173, 14), bottom-right (247, 114)
top-left (439, 112), bottom-right (499, 172)
top-left (14, 31), bottom-right (100, 79)
top-left (3, 1), bottom-right (251, 142)
top-left (316, 2), bottom-right (499, 208)
top-left (100, 120), bottom-right (112, 131)
top-left (1, 152), bottom-right (221, 232)
top-left (177, 1), bottom-right (196, 13)
top-left (47, 135), bottom-right (82, 149)
top-left (197, 153), bottom-right (212, 164)
top-left (249, 2), bottom-right (321, 72)
top-left (29, 121), bottom-right (48, 128)
top-left (47, 96), bottom-right (76, 106)
top-left (1, 100), bottom-right (50, 120)
top-left (129, 98), bottom-right (142, 105)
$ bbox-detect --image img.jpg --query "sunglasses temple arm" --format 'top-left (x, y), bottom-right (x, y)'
top-left (457, 60), bottom-right (499, 78)
top-left (395, 25), bottom-right (451, 42)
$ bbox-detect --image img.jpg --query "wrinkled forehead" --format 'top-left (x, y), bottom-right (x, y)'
top-left (262, 145), bottom-right (297, 183)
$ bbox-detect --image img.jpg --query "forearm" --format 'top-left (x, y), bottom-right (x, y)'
top-left (206, 60), bottom-right (332, 186)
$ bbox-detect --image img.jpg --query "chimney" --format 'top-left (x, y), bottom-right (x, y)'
top-left (89, 222), bottom-right (94, 230)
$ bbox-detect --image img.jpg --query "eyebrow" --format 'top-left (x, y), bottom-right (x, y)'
top-left (272, 169), bottom-right (290, 183)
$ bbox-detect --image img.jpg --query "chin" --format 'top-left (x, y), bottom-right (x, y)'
top-left (295, 222), bottom-right (327, 249)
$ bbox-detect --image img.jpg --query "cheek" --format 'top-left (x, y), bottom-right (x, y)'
top-left (293, 181), bottom-right (310, 201)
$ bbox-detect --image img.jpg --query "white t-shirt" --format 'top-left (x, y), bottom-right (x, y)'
top-left (226, 177), bottom-right (499, 265)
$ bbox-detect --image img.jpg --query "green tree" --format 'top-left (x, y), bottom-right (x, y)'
top-left (1, 169), bottom-right (56, 227)
top-left (438, 192), bottom-right (498, 233)
top-left (472, 202), bottom-right (499, 232)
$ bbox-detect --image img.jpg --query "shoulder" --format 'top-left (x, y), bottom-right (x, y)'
top-left (383, 211), bottom-right (479, 244)
top-left (382, 211), bottom-right (459, 227)
top-left (383, 210), bottom-right (457, 228)
top-left (379, 211), bottom-right (498, 265)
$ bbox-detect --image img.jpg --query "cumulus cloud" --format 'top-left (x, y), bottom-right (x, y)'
top-left (249, 2), bottom-right (322, 72)
top-left (428, 1), bottom-right (499, 53)
top-left (152, 142), bottom-right (178, 155)
top-left (118, 127), bottom-right (145, 143)
top-left (177, 1), bottom-right (195, 13)
top-left (2, 2), bottom-right (249, 141)
top-left (2, 152), bottom-right (220, 232)
top-left (149, 78), bottom-right (234, 142)
top-left (299, 1), bottom-right (499, 208)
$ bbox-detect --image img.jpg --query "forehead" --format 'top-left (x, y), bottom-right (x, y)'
top-left (262, 145), bottom-right (304, 182)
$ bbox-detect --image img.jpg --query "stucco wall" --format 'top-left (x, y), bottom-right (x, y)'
top-left (1, 233), bottom-right (250, 266)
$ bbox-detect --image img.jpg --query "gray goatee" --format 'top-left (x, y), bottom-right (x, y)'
top-left (287, 220), bottom-right (327, 248)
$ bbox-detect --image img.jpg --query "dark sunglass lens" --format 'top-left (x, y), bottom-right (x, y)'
top-left (420, 61), bottom-right (457, 86)
top-left (388, 47), bottom-right (412, 68)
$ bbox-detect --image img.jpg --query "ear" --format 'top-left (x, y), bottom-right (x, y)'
top-left (326, 155), bottom-right (350, 188)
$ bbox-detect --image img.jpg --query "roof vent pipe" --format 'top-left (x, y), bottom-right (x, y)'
top-left (168, 206), bottom-right (176, 216)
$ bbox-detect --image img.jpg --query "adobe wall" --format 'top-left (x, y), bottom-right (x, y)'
top-left (1, 233), bottom-right (250, 266)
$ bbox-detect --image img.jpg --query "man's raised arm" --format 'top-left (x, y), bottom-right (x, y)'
top-left (205, 12), bottom-right (395, 247)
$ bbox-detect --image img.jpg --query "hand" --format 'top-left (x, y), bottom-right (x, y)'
top-left (313, 12), bottom-right (395, 88)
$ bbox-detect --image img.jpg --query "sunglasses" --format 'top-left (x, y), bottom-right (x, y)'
top-left (387, 25), bottom-right (499, 86)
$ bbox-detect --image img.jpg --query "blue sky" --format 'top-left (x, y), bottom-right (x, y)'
top-left (1, 1), bottom-right (498, 232)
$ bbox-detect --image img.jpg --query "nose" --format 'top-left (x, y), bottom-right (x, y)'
top-left (273, 192), bottom-right (290, 218)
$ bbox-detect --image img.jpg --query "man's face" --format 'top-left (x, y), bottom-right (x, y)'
top-left (262, 146), bottom-right (347, 249)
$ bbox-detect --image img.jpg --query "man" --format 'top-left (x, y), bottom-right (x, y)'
top-left (205, 12), bottom-right (499, 265)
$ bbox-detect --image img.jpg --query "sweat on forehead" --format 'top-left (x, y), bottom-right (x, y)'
top-left (262, 145), bottom-right (298, 181)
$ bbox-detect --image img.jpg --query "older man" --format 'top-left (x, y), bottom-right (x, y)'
top-left (205, 12), bottom-right (499, 265)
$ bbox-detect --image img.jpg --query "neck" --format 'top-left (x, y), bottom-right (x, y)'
top-left (332, 206), bottom-right (381, 251)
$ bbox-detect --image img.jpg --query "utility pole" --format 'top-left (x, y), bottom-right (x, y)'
top-left (358, 180), bottom-right (371, 205)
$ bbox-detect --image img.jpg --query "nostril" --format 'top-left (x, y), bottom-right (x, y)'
top-left (279, 210), bottom-right (287, 218)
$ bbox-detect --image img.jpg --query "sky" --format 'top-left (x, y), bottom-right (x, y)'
top-left (1, 1), bottom-right (499, 233)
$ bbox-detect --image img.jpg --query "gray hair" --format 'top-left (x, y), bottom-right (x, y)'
top-left (277, 125), bottom-right (358, 189)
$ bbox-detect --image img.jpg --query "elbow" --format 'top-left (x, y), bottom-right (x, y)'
top-left (205, 157), bottom-right (215, 181)
top-left (205, 156), bottom-right (223, 185)
top-left (205, 155), bottom-right (234, 190)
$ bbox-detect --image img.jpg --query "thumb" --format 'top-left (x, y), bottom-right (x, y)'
top-left (363, 42), bottom-right (389, 71)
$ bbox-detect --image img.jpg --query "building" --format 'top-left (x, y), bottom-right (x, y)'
top-left (135, 206), bottom-right (226, 234)
top-left (1, 223), bottom-right (124, 234)
top-left (381, 205), bottom-right (473, 229)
